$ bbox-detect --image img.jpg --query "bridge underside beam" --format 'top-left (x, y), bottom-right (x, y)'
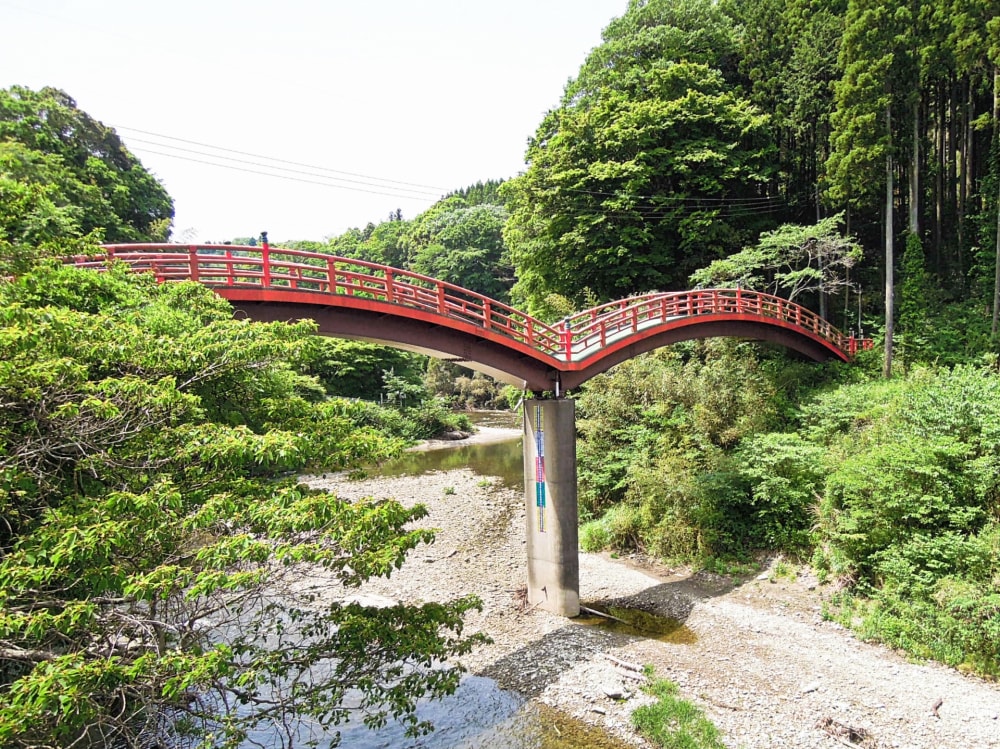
top-left (558, 319), bottom-right (845, 391)
top-left (229, 301), bottom-right (561, 392)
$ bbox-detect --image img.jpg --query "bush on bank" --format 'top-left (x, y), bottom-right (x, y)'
top-left (577, 343), bottom-right (1000, 675)
top-left (0, 257), bottom-right (486, 747)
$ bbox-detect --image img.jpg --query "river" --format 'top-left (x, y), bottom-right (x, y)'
top-left (240, 411), bottom-right (624, 749)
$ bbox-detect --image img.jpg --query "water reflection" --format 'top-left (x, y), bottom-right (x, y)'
top-left (235, 411), bottom-right (623, 749)
top-left (365, 411), bottom-right (524, 489)
top-left (331, 676), bottom-right (523, 749)
top-left (366, 439), bottom-right (522, 489)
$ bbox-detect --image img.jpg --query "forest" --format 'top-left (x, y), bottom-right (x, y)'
top-left (2, 0), bottom-right (1000, 744)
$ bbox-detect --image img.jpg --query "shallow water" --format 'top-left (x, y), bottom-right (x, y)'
top-left (364, 410), bottom-right (524, 489)
top-left (241, 411), bottom-right (629, 749)
top-left (577, 603), bottom-right (698, 644)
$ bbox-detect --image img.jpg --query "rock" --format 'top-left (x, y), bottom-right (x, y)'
top-left (338, 593), bottom-right (397, 608)
top-left (436, 430), bottom-right (472, 441)
top-left (602, 683), bottom-right (625, 700)
top-left (801, 681), bottom-right (821, 694)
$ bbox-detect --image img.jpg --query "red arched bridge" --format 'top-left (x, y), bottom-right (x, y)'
top-left (80, 243), bottom-right (872, 392)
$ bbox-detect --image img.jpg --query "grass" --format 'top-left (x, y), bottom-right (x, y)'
top-left (579, 519), bottom-right (611, 551)
top-left (631, 669), bottom-right (726, 749)
top-left (443, 486), bottom-right (456, 495)
top-left (768, 558), bottom-right (797, 582)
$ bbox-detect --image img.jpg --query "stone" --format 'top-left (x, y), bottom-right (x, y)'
top-left (602, 683), bottom-right (625, 700)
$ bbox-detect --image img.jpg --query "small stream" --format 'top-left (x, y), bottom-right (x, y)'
top-left (245, 411), bottom-right (627, 748)
top-left (367, 410), bottom-right (524, 489)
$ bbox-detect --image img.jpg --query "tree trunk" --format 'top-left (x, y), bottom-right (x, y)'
top-left (910, 94), bottom-right (920, 236)
top-left (935, 83), bottom-right (944, 271)
top-left (885, 106), bottom-right (895, 379)
top-left (993, 70), bottom-right (1000, 338)
top-left (993, 178), bottom-right (999, 337)
top-left (957, 78), bottom-right (971, 287)
top-left (817, 181), bottom-right (827, 320)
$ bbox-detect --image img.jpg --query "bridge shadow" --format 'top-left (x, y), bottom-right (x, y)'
top-left (475, 621), bottom-right (626, 698)
top-left (475, 571), bottom-right (739, 698)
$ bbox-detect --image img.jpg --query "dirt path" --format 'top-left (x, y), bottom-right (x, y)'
top-left (303, 438), bottom-right (1000, 749)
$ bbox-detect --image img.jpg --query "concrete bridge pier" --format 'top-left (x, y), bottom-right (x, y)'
top-left (522, 398), bottom-right (579, 617)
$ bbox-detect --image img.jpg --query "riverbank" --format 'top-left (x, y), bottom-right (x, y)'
top-left (303, 444), bottom-right (1000, 749)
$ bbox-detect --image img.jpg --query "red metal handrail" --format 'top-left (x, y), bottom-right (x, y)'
top-left (85, 244), bottom-right (565, 356)
top-left (564, 288), bottom-right (871, 358)
top-left (81, 244), bottom-right (869, 363)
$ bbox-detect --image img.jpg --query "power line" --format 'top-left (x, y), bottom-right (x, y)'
top-left (113, 124), bottom-right (448, 192)
top-left (133, 147), bottom-right (443, 203)
top-left (124, 136), bottom-right (443, 198)
top-left (551, 185), bottom-right (788, 204)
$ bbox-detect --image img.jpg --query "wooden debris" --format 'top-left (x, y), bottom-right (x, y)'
top-left (580, 605), bottom-right (629, 624)
top-left (602, 653), bottom-right (645, 672)
top-left (931, 697), bottom-right (943, 718)
top-left (815, 716), bottom-right (878, 748)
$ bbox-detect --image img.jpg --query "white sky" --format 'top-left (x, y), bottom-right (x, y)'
top-left (1, 0), bottom-right (623, 243)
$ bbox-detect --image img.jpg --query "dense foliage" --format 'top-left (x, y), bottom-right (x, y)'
top-left (576, 342), bottom-right (1000, 675)
top-left (494, 0), bottom-right (1000, 331)
top-left (0, 258), bottom-right (485, 747)
top-left (502, 0), bottom-right (774, 316)
top-left (810, 365), bottom-right (1000, 674)
top-left (0, 86), bottom-right (173, 248)
top-left (321, 180), bottom-right (513, 304)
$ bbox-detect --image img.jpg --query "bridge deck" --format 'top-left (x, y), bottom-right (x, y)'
top-left (77, 244), bottom-right (871, 390)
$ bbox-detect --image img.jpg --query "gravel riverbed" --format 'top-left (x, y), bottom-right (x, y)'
top-left (302, 427), bottom-right (1000, 749)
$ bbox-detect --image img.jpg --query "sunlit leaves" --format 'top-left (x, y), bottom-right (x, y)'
top-left (504, 14), bottom-right (774, 313)
top-left (0, 262), bottom-right (480, 746)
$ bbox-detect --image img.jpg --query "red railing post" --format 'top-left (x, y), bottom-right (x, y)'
top-left (483, 300), bottom-right (492, 330)
top-left (327, 258), bottom-right (337, 293)
top-left (189, 245), bottom-right (199, 283)
top-left (385, 270), bottom-right (395, 302)
top-left (848, 334), bottom-right (857, 357)
top-left (526, 319), bottom-right (534, 348)
top-left (226, 249), bottom-right (234, 286)
top-left (562, 320), bottom-right (573, 362)
top-left (437, 282), bottom-right (447, 314)
top-left (735, 285), bottom-right (742, 313)
top-left (261, 239), bottom-right (271, 288)
top-left (632, 306), bottom-right (638, 331)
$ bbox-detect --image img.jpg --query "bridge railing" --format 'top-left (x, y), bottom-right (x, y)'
top-left (89, 244), bottom-right (567, 358)
top-left (563, 288), bottom-right (869, 360)
top-left (80, 245), bottom-right (870, 363)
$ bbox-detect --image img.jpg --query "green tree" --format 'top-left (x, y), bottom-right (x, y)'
top-left (0, 86), bottom-right (173, 242)
top-left (407, 201), bottom-right (512, 301)
top-left (0, 256), bottom-right (484, 747)
top-left (503, 0), bottom-right (774, 315)
top-left (897, 232), bottom-right (934, 365)
top-left (689, 213), bottom-right (862, 318)
top-left (304, 338), bottom-right (425, 401)
top-left (827, 0), bottom-right (915, 376)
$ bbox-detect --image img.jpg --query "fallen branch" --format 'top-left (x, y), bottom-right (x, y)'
top-left (602, 653), bottom-right (645, 672)
top-left (0, 646), bottom-right (59, 662)
top-left (815, 716), bottom-right (878, 748)
top-left (581, 605), bottom-right (628, 625)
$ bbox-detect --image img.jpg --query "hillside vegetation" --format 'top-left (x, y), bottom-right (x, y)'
top-left (2, 0), bottom-right (1000, 741)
